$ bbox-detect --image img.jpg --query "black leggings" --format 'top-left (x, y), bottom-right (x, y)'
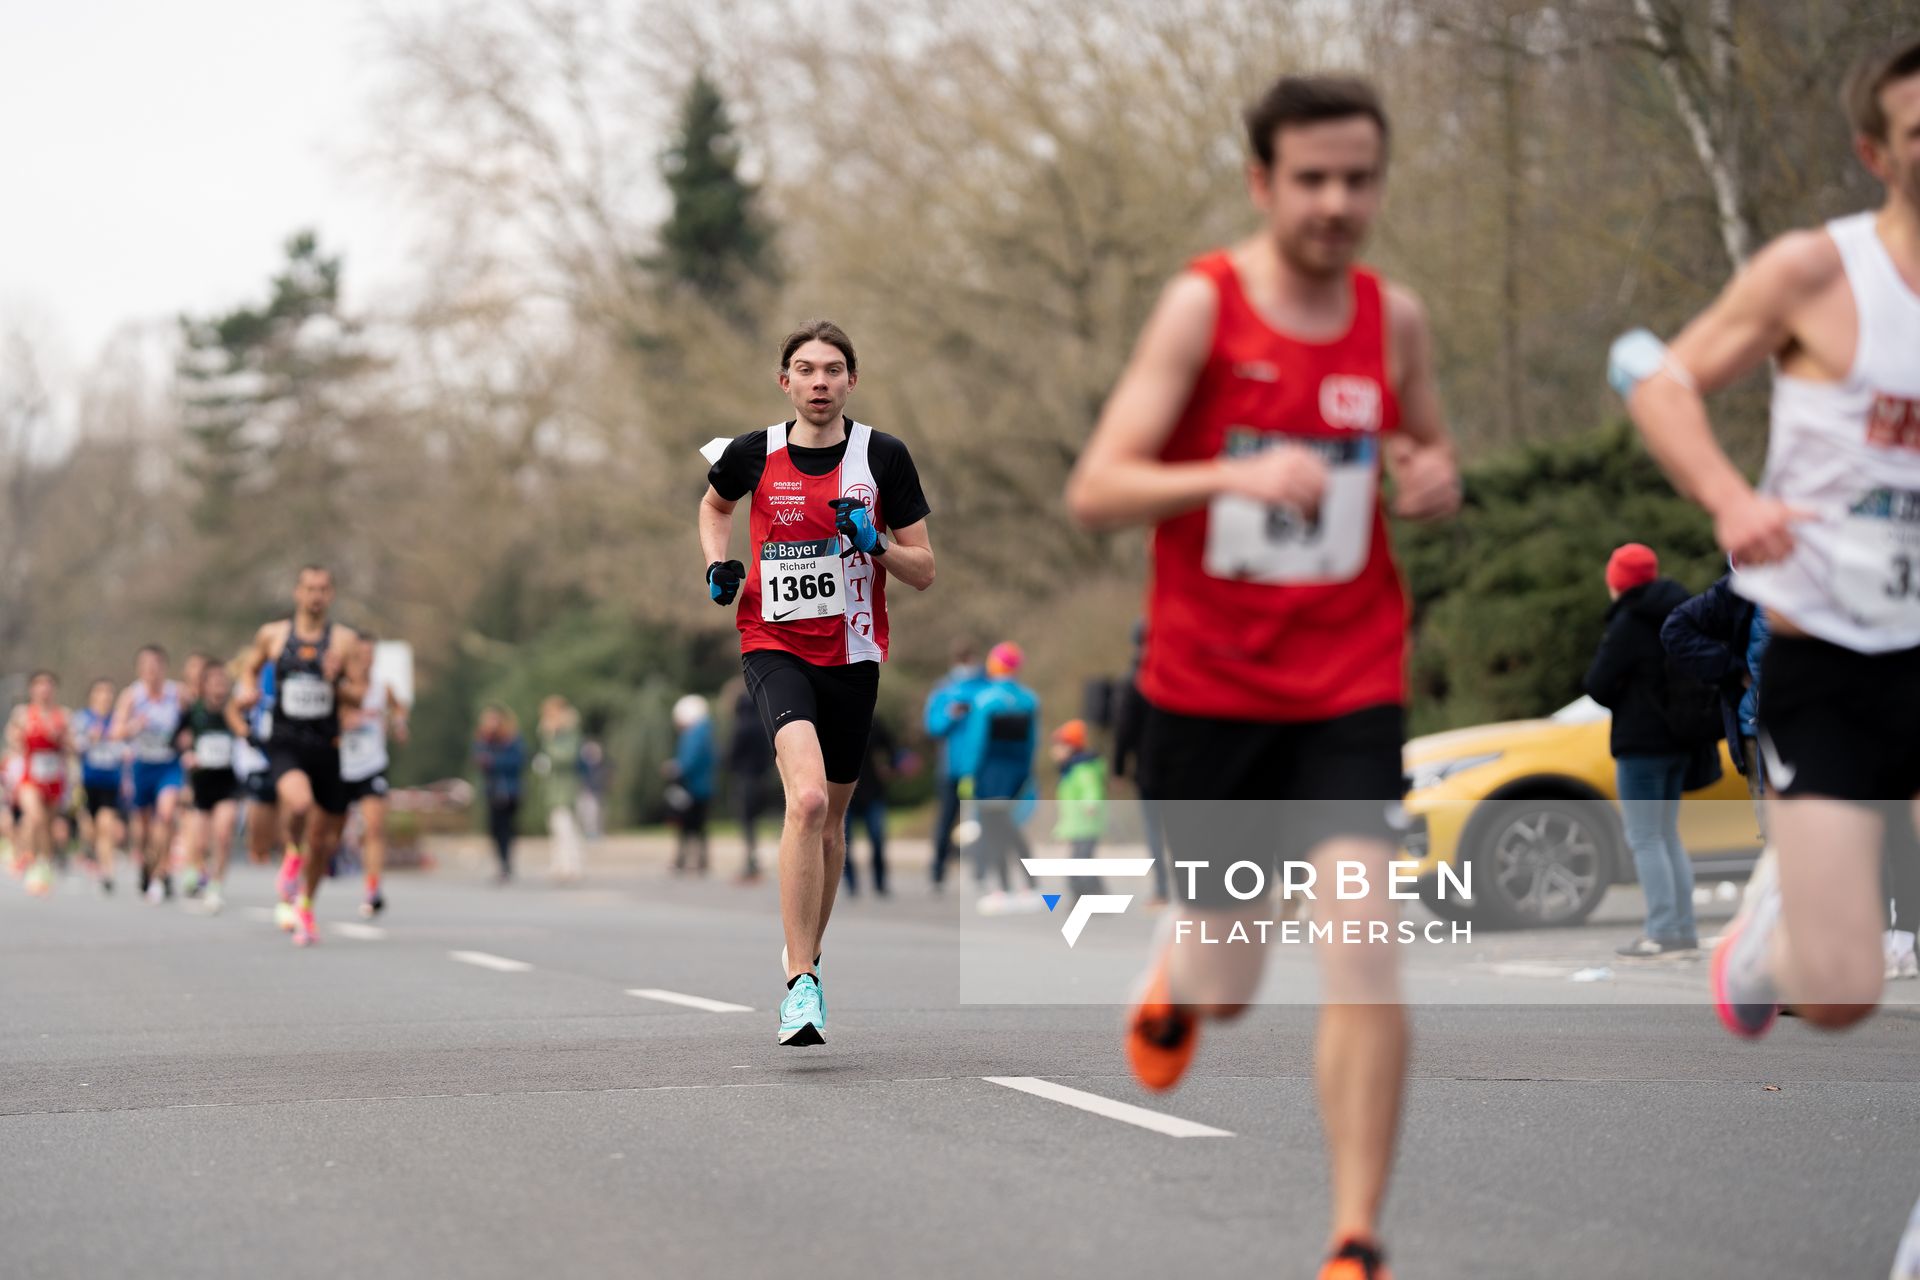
top-left (488, 797), bottom-right (519, 876)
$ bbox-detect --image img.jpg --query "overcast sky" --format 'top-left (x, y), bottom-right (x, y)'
top-left (0, 1), bottom-right (433, 373)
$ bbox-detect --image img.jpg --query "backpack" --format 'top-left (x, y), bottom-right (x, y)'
top-left (1659, 657), bottom-right (1726, 746)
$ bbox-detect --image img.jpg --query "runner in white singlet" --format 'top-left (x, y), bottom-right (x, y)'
top-left (1618, 41), bottom-right (1920, 1273)
top-left (340, 638), bottom-right (409, 918)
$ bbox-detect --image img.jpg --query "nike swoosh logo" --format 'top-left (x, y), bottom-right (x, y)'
top-left (1757, 731), bottom-right (1796, 790)
top-left (771, 608), bottom-right (799, 621)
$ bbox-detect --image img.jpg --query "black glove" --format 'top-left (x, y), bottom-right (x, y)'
top-left (707, 560), bottom-right (746, 606)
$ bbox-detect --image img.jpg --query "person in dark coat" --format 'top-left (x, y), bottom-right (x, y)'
top-left (472, 706), bottom-right (526, 884)
top-left (727, 687), bottom-right (775, 883)
top-left (1584, 543), bottom-right (1699, 958)
top-left (1661, 571), bottom-right (1771, 818)
top-left (841, 718), bottom-right (898, 897)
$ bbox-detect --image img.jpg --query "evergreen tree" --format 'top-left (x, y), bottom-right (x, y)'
top-left (176, 231), bottom-right (380, 632)
top-left (653, 72), bottom-right (775, 309)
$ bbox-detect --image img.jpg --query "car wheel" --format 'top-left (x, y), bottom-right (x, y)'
top-left (1462, 798), bottom-right (1614, 930)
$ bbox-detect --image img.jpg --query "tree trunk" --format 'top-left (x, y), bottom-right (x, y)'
top-left (1633, 0), bottom-right (1754, 266)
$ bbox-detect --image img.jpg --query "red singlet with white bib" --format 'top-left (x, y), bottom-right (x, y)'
top-left (737, 420), bottom-right (891, 666)
top-left (18, 707), bottom-right (68, 805)
top-left (1140, 251), bottom-right (1406, 721)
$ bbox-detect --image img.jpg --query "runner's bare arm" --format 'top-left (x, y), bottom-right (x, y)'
top-left (1069, 272), bottom-right (1329, 527)
top-left (880, 518), bottom-right (935, 591)
top-left (1068, 274), bottom-right (1229, 528)
top-left (334, 628), bottom-right (371, 708)
top-left (233, 624), bottom-right (278, 712)
top-left (388, 684), bottom-right (411, 746)
top-left (107, 686), bottom-right (139, 741)
top-left (223, 698), bottom-right (249, 739)
top-left (700, 486), bottom-right (738, 567)
top-left (1628, 233), bottom-right (1832, 562)
top-left (4, 708), bottom-right (21, 753)
top-left (1383, 285), bottom-right (1461, 521)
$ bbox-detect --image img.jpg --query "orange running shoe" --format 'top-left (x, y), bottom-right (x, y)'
top-left (1125, 945), bottom-right (1197, 1092)
top-left (1319, 1238), bottom-right (1391, 1280)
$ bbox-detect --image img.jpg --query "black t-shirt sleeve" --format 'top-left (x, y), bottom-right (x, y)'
top-left (870, 432), bottom-right (931, 529)
top-left (707, 430), bottom-right (770, 502)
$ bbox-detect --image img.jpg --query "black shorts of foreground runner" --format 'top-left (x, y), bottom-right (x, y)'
top-left (741, 649), bottom-right (879, 786)
top-left (1140, 703), bottom-right (1406, 909)
top-left (267, 741), bottom-right (347, 816)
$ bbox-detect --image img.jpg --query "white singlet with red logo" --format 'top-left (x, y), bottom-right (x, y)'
top-left (1736, 212), bottom-right (1920, 652)
top-left (737, 421), bottom-right (889, 665)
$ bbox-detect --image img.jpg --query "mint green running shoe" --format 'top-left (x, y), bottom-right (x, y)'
top-left (780, 945), bottom-right (823, 1027)
top-left (777, 974), bottom-right (825, 1046)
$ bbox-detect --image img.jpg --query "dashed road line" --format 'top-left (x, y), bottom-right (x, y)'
top-left (982, 1076), bottom-right (1233, 1138)
top-left (450, 950), bottom-right (532, 973)
top-left (626, 988), bottom-right (753, 1013)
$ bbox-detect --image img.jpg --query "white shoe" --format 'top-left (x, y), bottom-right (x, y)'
top-left (145, 879), bottom-right (165, 905)
top-left (1893, 1191), bottom-right (1920, 1279)
top-left (203, 888), bottom-right (224, 915)
top-left (976, 890), bottom-right (1009, 916)
top-left (1885, 930), bottom-right (1918, 982)
top-left (1010, 890), bottom-right (1048, 914)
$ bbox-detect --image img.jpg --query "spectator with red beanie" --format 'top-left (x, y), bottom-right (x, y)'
top-left (1584, 543), bottom-right (1699, 958)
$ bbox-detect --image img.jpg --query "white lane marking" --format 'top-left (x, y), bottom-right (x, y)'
top-left (626, 988), bottom-right (753, 1014)
top-left (450, 950), bottom-right (532, 973)
top-left (336, 922), bottom-right (385, 941)
top-left (982, 1077), bottom-right (1233, 1138)
top-left (1019, 858), bottom-right (1157, 877)
top-left (1483, 962), bottom-right (1577, 980)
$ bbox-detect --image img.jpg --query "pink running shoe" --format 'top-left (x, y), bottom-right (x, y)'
top-left (276, 848), bottom-right (303, 904)
top-left (291, 905), bottom-right (320, 948)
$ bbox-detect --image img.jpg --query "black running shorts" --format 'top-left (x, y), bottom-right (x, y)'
top-left (1139, 701), bottom-right (1407, 909)
top-left (1758, 635), bottom-right (1920, 804)
top-left (190, 772), bottom-right (240, 813)
top-left (266, 738), bottom-right (348, 816)
top-left (343, 773), bottom-right (390, 806)
top-left (243, 770), bottom-right (276, 805)
top-left (741, 649), bottom-right (880, 786)
top-left (84, 783), bottom-right (125, 819)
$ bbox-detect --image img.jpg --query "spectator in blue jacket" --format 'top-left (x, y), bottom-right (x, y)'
top-left (1660, 570), bottom-right (1772, 814)
top-left (472, 706), bottom-right (526, 883)
top-left (668, 694), bottom-right (715, 875)
top-left (949, 642), bottom-right (1040, 913)
top-left (923, 641), bottom-right (985, 890)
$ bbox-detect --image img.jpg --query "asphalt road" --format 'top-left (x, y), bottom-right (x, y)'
top-left (3, 859), bottom-right (1916, 1280)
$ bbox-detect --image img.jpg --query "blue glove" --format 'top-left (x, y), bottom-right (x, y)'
top-left (707, 560), bottom-right (745, 606)
top-left (830, 498), bottom-right (884, 556)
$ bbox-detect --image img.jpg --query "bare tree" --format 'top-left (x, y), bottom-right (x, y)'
top-left (1631, 0), bottom-right (1753, 266)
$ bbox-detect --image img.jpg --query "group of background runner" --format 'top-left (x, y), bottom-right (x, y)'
top-left (2, 565), bottom-right (408, 949)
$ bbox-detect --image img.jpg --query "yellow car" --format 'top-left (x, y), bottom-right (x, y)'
top-left (1399, 696), bottom-right (1760, 929)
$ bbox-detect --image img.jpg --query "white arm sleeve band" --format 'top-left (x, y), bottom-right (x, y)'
top-left (1607, 328), bottom-right (1697, 400)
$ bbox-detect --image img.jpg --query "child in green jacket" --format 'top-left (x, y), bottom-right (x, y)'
top-left (1051, 719), bottom-right (1106, 893)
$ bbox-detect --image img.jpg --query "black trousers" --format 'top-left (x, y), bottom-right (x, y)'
top-left (488, 797), bottom-right (519, 876)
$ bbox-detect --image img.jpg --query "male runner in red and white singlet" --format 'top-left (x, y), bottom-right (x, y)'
top-left (1069, 75), bottom-right (1461, 1280)
top-left (699, 321), bottom-right (935, 1045)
